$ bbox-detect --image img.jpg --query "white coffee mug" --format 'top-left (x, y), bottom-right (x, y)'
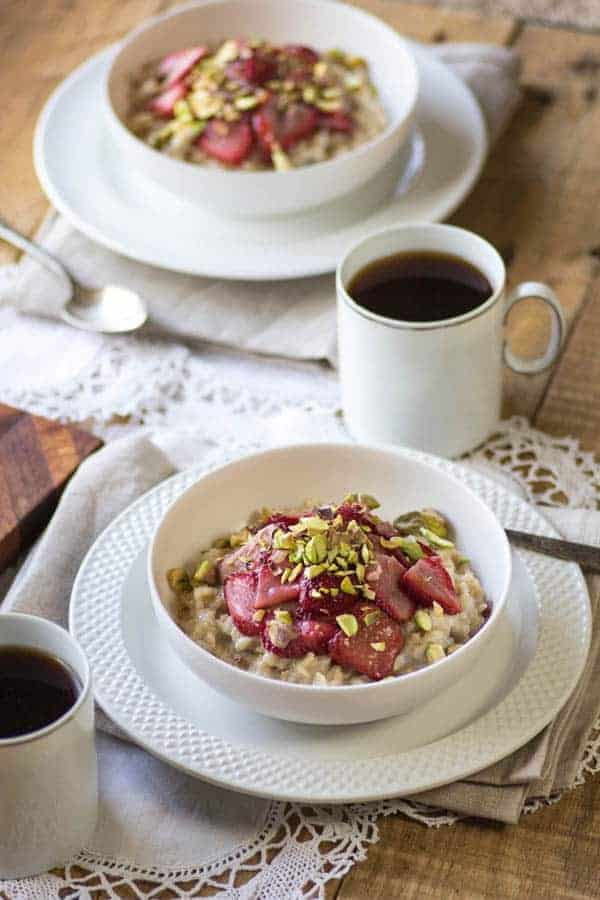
top-left (0, 614), bottom-right (98, 879)
top-left (337, 224), bottom-right (565, 457)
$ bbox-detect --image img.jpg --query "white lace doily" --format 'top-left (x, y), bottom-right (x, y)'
top-left (2, 306), bottom-right (600, 900)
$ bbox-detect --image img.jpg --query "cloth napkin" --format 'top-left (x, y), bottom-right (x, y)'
top-left (2, 44), bottom-right (521, 366)
top-left (3, 433), bottom-right (598, 827)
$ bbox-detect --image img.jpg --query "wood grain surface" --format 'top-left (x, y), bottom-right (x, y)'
top-left (3, 1), bottom-right (600, 898)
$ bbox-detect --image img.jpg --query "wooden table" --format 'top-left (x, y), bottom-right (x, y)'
top-left (3, 1), bottom-right (600, 897)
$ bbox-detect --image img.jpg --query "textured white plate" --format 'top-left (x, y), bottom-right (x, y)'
top-left (34, 43), bottom-right (486, 280)
top-left (70, 451), bottom-right (591, 803)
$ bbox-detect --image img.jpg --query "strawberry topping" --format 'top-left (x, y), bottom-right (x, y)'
top-left (319, 111), bottom-right (354, 132)
top-left (372, 554), bottom-right (415, 623)
top-left (296, 618), bottom-right (338, 654)
top-left (199, 119), bottom-right (254, 165)
top-left (404, 556), bottom-right (462, 614)
top-left (298, 572), bottom-right (358, 616)
top-left (328, 605), bottom-right (404, 680)
top-left (226, 53), bottom-right (276, 86)
top-left (149, 82), bottom-right (186, 118)
top-left (282, 45), bottom-right (320, 64)
top-left (255, 565), bottom-right (301, 609)
top-left (158, 46), bottom-right (208, 87)
top-left (252, 99), bottom-right (318, 151)
top-left (224, 572), bottom-right (261, 636)
top-left (260, 610), bottom-right (306, 658)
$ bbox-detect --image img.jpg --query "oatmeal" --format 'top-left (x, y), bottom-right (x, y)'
top-left (126, 39), bottom-right (387, 170)
top-left (166, 495), bottom-right (489, 685)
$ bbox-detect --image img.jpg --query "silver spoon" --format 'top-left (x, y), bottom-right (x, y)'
top-left (0, 218), bottom-right (147, 333)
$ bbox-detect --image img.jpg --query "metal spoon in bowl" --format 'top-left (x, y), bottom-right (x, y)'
top-left (0, 218), bottom-right (147, 334)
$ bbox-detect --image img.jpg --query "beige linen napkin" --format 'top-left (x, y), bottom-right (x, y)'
top-left (1, 45), bottom-right (520, 366)
top-left (4, 435), bottom-right (593, 824)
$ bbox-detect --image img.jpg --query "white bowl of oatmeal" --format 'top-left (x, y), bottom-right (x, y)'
top-left (148, 444), bottom-right (511, 725)
top-left (103, 0), bottom-right (418, 218)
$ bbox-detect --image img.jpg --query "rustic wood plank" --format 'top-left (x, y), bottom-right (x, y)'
top-left (449, 24), bottom-right (600, 425)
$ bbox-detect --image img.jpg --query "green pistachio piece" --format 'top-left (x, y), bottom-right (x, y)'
top-left (313, 61), bottom-right (328, 81)
top-left (371, 641), bottom-right (386, 652)
top-left (379, 536), bottom-right (424, 561)
top-left (252, 609), bottom-right (266, 623)
top-left (361, 586), bottom-right (376, 601)
top-left (274, 529), bottom-right (297, 551)
top-left (414, 610), bottom-right (432, 632)
top-left (271, 145), bottom-right (292, 171)
top-left (336, 613), bottom-right (358, 637)
top-left (173, 99), bottom-right (193, 123)
top-left (288, 563), bottom-right (303, 583)
top-left (425, 643), bottom-right (445, 664)
top-left (419, 527), bottom-right (454, 549)
top-left (280, 568), bottom-right (291, 584)
top-left (274, 609), bottom-right (293, 625)
top-left (361, 543), bottom-right (371, 565)
top-left (355, 562), bottom-right (366, 582)
top-left (340, 575), bottom-right (357, 595)
top-left (421, 509), bottom-right (449, 538)
top-left (229, 529), bottom-right (249, 548)
top-left (364, 610), bottom-right (380, 626)
top-left (299, 516), bottom-right (329, 533)
top-left (167, 567), bottom-right (191, 592)
top-left (302, 85), bottom-right (318, 104)
top-left (344, 72), bottom-right (363, 91)
top-left (332, 514), bottom-right (344, 529)
top-left (357, 493), bottom-right (380, 510)
top-left (192, 560), bottom-right (215, 584)
top-left (315, 97), bottom-right (343, 112)
top-left (432, 601), bottom-right (444, 618)
top-left (305, 564), bottom-right (326, 580)
top-left (330, 587), bottom-right (339, 597)
top-left (213, 39), bottom-right (239, 66)
top-left (234, 94), bottom-right (261, 111)
top-left (455, 554), bottom-right (470, 566)
top-left (305, 533), bottom-right (328, 564)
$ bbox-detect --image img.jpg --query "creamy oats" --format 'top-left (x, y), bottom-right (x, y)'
top-left (166, 495), bottom-right (489, 686)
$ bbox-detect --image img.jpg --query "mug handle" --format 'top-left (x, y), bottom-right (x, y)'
top-left (503, 281), bottom-right (566, 374)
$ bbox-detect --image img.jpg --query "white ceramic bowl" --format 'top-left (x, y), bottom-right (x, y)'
top-left (104, 0), bottom-right (419, 219)
top-left (148, 443), bottom-right (511, 725)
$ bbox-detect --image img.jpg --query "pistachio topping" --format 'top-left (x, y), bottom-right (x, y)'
top-left (357, 493), bottom-right (380, 510)
top-left (364, 610), bottom-right (381, 626)
top-left (305, 533), bottom-right (328, 564)
top-left (288, 563), bottom-right (303, 583)
top-left (340, 575), bottom-right (357, 595)
top-left (271, 145), bottom-right (292, 171)
top-left (361, 543), bottom-right (371, 565)
top-left (229, 529), bottom-right (249, 548)
top-left (371, 641), bottom-right (386, 652)
top-left (299, 516), bottom-right (330, 533)
top-left (425, 643), bottom-right (446, 664)
top-left (252, 609), bottom-right (266, 623)
top-left (414, 610), bottom-right (432, 632)
top-left (274, 529), bottom-right (296, 551)
top-left (361, 586), bottom-right (376, 601)
top-left (167, 567), bottom-right (191, 592)
top-left (234, 94), bottom-right (261, 111)
top-left (379, 535), bottom-right (424, 561)
top-left (305, 564), bottom-right (326, 580)
top-left (432, 601), bottom-right (444, 618)
top-left (274, 609), bottom-right (293, 625)
top-left (336, 613), bottom-right (358, 637)
top-left (192, 560), bottom-right (214, 584)
top-left (419, 527), bottom-right (454, 549)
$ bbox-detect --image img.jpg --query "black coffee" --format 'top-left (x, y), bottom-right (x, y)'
top-left (0, 646), bottom-right (80, 739)
top-left (348, 251), bottom-right (493, 323)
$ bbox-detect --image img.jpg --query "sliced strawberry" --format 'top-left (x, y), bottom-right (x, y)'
top-left (224, 572), bottom-right (260, 636)
top-left (319, 111), bottom-right (354, 132)
top-left (335, 502), bottom-right (371, 527)
top-left (226, 54), bottom-right (276, 86)
top-left (260, 610), bottom-right (305, 658)
top-left (297, 618), bottom-right (338, 654)
top-left (158, 46), bottom-right (208, 87)
top-left (283, 45), bottom-right (320, 65)
top-left (252, 99), bottom-right (318, 151)
top-left (149, 82), bottom-right (186, 118)
top-left (328, 605), bottom-right (404, 680)
top-left (199, 119), bottom-right (254, 166)
top-left (404, 556), bottom-right (461, 614)
top-left (217, 524), bottom-right (276, 581)
top-left (373, 554), bottom-right (415, 623)
top-left (255, 565), bottom-right (301, 610)
top-left (264, 513), bottom-right (300, 529)
top-left (298, 572), bottom-right (358, 616)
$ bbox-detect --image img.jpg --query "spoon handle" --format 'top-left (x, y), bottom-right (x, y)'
top-left (506, 528), bottom-right (600, 573)
top-left (0, 216), bottom-right (74, 298)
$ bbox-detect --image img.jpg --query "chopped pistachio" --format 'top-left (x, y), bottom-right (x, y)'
top-left (280, 567), bottom-right (291, 584)
top-left (305, 533), bottom-right (328, 564)
top-left (455, 554), bottom-right (470, 566)
top-left (288, 563), bottom-right (303, 583)
top-left (432, 601), bottom-right (444, 618)
top-left (173, 98), bottom-right (193, 122)
top-left (213, 39), bottom-right (239, 66)
top-left (446, 643), bottom-right (459, 654)
top-left (357, 493), bottom-right (379, 510)
top-left (355, 562), bottom-right (366, 582)
top-left (414, 610), bottom-right (432, 632)
top-left (425, 643), bottom-right (445, 664)
top-left (302, 85), bottom-right (318, 104)
top-left (299, 516), bottom-right (329, 533)
top-left (313, 61), bottom-right (328, 81)
top-left (361, 543), bottom-right (371, 565)
top-left (271, 145), bottom-right (292, 171)
top-left (340, 575), bottom-right (357, 595)
top-left (310, 589), bottom-right (322, 599)
top-left (330, 587), bottom-right (340, 597)
top-left (371, 641), bottom-right (386, 652)
top-left (361, 586), bottom-right (376, 601)
top-left (315, 97), bottom-right (343, 112)
top-left (149, 122), bottom-right (176, 148)
top-left (336, 613), bottom-right (358, 637)
top-left (364, 610), bottom-right (381, 626)
top-left (305, 564), bottom-right (326, 580)
top-left (419, 527), bottom-right (454, 549)
top-left (252, 609), bottom-right (266, 623)
top-left (274, 609), bottom-right (293, 625)
top-left (421, 509), bottom-right (448, 538)
top-left (274, 529), bottom-right (296, 551)
top-left (380, 536), bottom-right (424, 561)
top-left (234, 94), bottom-right (261, 111)
top-left (229, 529), bottom-right (249, 548)
top-left (322, 86), bottom-right (342, 99)
top-left (192, 560), bottom-right (215, 584)
top-left (344, 72), bottom-right (363, 91)
top-left (167, 567), bottom-right (191, 592)
top-left (335, 556), bottom-right (346, 568)
top-left (332, 514), bottom-right (344, 529)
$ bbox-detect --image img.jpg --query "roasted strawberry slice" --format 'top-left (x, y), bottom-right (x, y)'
top-left (252, 99), bottom-right (318, 151)
top-left (328, 605), bottom-right (404, 680)
top-left (224, 572), bottom-right (261, 636)
top-left (319, 111), bottom-right (354, 132)
top-left (226, 54), bottom-right (276, 86)
top-left (199, 119), bottom-right (253, 165)
top-left (255, 565), bottom-right (301, 609)
top-left (264, 513), bottom-right (300, 529)
top-left (158, 46), bottom-right (208, 87)
top-left (372, 554), bottom-right (415, 623)
top-left (149, 82), bottom-right (187, 118)
top-left (298, 572), bottom-right (358, 616)
top-left (260, 610), bottom-right (305, 658)
top-left (282, 44), bottom-right (320, 64)
top-left (404, 556), bottom-right (462, 614)
top-left (297, 618), bottom-right (338, 654)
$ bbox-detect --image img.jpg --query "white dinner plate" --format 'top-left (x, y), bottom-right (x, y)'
top-left (70, 451), bottom-right (591, 804)
top-left (34, 43), bottom-right (486, 280)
